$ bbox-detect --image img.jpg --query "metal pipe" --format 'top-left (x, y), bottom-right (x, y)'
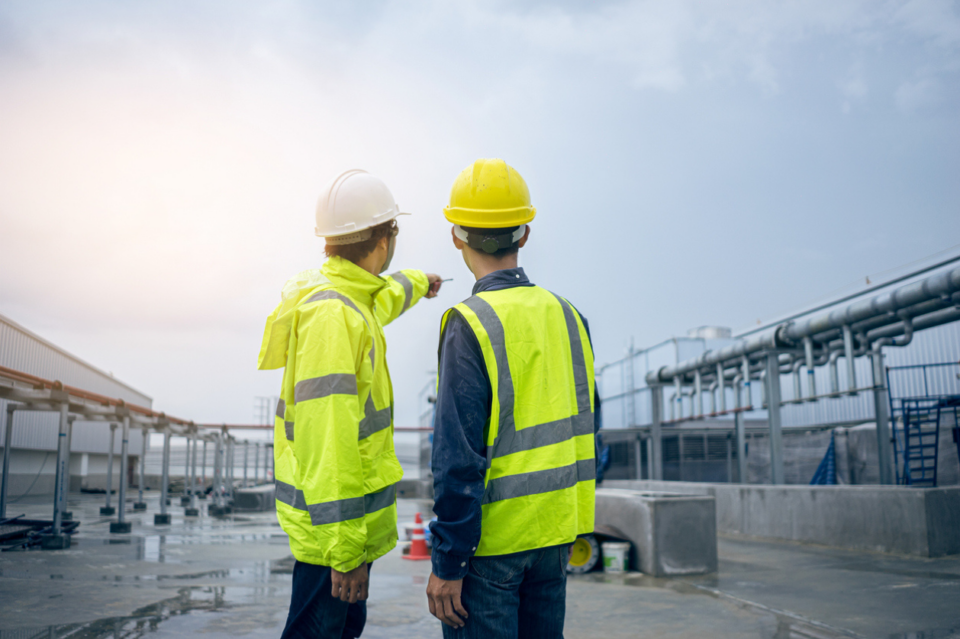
top-left (673, 377), bottom-right (682, 421)
top-left (760, 369), bottom-right (767, 407)
top-left (105, 424), bottom-right (116, 510)
top-left (828, 350), bottom-right (842, 396)
top-left (117, 416), bottom-right (130, 525)
top-left (647, 266), bottom-right (960, 385)
top-left (792, 358), bottom-right (804, 403)
top-left (650, 386), bottom-right (663, 480)
top-left (803, 337), bottom-right (817, 401)
top-left (765, 354), bottom-right (785, 485)
top-left (717, 363), bottom-right (726, 413)
top-left (843, 325), bottom-right (857, 395)
top-left (51, 402), bottom-right (70, 534)
top-left (694, 369), bottom-right (703, 418)
top-left (0, 405), bottom-right (14, 519)
top-left (159, 426), bottom-right (170, 516)
top-left (733, 374), bottom-right (747, 483)
top-left (741, 357), bottom-right (751, 407)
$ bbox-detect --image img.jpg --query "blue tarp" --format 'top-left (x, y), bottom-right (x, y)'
top-left (810, 433), bottom-right (837, 485)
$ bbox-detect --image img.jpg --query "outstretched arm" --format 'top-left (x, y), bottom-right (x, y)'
top-left (375, 270), bottom-right (442, 326)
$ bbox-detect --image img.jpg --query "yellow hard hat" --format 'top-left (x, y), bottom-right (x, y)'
top-left (443, 159), bottom-right (536, 228)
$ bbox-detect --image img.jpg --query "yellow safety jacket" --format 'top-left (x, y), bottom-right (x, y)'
top-left (441, 285), bottom-right (596, 557)
top-left (258, 256), bottom-right (429, 571)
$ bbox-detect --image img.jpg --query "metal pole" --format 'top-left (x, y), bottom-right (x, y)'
top-left (633, 436), bottom-right (642, 480)
top-left (645, 437), bottom-right (653, 480)
top-left (102, 424), bottom-right (117, 515)
top-left (111, 416), bottom-right (132, 533)
top-left (134, 427), bottom-right (148, 509)
top-left (200, 439), bottom-right (208, 497)
top-left (189, 431), bottom-right (198, 507)
top-left (871, 345), bottom-right (895, 485)
top-left (0, 405), bottom-right (14, 520)
top-left (764, 353), bottom-right (785, 485)
top-left (214, 432), bottom-right (223, 508)
top-left (243, 441), bottom-right (249, 486)
top-left (51, 403), bottom-right (70, 534)
top-left (155, 425), bottom-right (172, 525)
top-left (735, 378), bottom-right (747, 484)
top-left (650, 385), bottom-right (663, 480)
top-left (253, 442), bottom-right (260, 484)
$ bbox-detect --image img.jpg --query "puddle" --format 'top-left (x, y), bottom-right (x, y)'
top-left (0, 585), bottom-right (274, 638)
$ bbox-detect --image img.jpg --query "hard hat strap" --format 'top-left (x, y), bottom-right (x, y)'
top-left (454, 225), bottom-right (525, 254)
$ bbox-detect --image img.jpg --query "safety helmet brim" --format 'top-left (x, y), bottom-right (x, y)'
top-left (443, 205), bottom-right (535, 228)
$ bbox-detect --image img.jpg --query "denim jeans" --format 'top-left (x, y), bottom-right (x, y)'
top-left (281, 561), bottom-right (370, 639)
top-left (443, 545), bottom-right (569, 639)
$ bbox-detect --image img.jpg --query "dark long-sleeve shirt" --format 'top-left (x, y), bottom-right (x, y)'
top-left (428, 267), bottom-right (601, 580)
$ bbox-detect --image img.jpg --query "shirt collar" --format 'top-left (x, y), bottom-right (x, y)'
top-left (321, 256), bottom-right (387, 307)
top-left (472, 267), bottom-right (533, 295)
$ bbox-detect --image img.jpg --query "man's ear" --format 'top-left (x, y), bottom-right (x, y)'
top-left (517, 225), bottom-right (531, 248)
top-left (451, 226), bottom-right (465, 250)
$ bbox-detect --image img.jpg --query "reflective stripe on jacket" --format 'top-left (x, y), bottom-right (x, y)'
top-left (258, 256), bottom-right (428, 571)
top-left (441, 284), bottom-right (596, 557)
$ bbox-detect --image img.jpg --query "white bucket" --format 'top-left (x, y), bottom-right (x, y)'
top-left (601, 542), bottom-right (631, 573)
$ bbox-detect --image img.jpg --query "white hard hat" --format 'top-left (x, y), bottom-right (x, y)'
top-left (315, 169), bottom-right (410, 244)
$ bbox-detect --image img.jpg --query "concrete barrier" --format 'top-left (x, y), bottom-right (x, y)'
top-left (596, 488), bottom-right (717, 576)
top-left (604, 480), bottom-right (960, 557)
top-left (232, 484), bottom-right (276, 512)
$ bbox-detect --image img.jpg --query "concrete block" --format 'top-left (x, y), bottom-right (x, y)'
top-left (604, 480), bottom-right (960, 558)
top-left (209, 505), bottom-right (232, 516)
top-left (109, 522), bottom-right (132, 534)
top-left (40, 534), bottom-right (71, 550)
top-left (596, 488), bottom-right (717, 576)
top-left (184, 508), bottom-right (199, 517)
top-left (99, 507), bottom-right (115, 516)
top-left (180, 496), bottom-right (191, 506)
top-left (232, 485), bottom-right (276, 512)
top-left (154, 514), bottom-right (172, 525)
top-left (132, 502), bottom-right (147, 511)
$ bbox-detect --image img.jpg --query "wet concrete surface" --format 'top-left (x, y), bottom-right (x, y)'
top-left (0, 491), bottom-right (958, 638)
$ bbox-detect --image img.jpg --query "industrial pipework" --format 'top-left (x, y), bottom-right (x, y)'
top-left (644, 266), bottom-right (960, 485)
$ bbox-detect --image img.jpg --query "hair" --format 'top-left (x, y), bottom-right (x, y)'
top-left (324, 219), bottom-right (397, 263)
top-left (460, 225), bottom-right (522, 258)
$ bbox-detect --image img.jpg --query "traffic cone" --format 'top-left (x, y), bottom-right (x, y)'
top-left (403, 512), bottom-right (430, 561)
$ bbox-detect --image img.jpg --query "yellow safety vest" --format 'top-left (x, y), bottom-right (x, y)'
top-left (442, 285), bottom-right (596, 557)
top-left (258, 256), bottom-right (429, 571)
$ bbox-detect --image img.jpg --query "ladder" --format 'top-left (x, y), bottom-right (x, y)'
top-left (894, 398), bottom-right (941, 486)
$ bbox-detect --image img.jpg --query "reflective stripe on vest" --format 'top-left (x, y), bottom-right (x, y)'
top-left (275, 480), bottom-right (397, 526)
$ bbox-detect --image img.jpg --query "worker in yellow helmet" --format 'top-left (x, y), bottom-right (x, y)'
top-left (258, 169), bottom-right (444, 639)
top-left (426, 159), bottom-right (600, 637)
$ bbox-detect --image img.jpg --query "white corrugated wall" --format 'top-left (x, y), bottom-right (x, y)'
top-left (0, 312), bottom-right (151, 454)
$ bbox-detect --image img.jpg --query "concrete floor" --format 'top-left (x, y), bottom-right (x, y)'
top-left (0, 491), bottom-right (958, 638)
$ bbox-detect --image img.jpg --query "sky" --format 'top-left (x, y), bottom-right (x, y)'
top-left (0, 0), bottom-right (958, 430)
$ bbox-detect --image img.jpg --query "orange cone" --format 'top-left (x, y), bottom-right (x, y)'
top-left (403, 512), bottom-right (430, 561)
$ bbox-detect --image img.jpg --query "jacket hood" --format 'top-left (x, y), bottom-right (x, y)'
top-left (257, 268), bottom-right (330, 371)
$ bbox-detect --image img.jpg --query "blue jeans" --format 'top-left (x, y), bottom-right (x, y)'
top-left (444, 545), bottom-right (569, 639)
top-left (281, 561), bottom-right (370, 639)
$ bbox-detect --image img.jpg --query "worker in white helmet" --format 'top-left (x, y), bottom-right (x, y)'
top-left (258, 169), bottom-right (444, 639)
